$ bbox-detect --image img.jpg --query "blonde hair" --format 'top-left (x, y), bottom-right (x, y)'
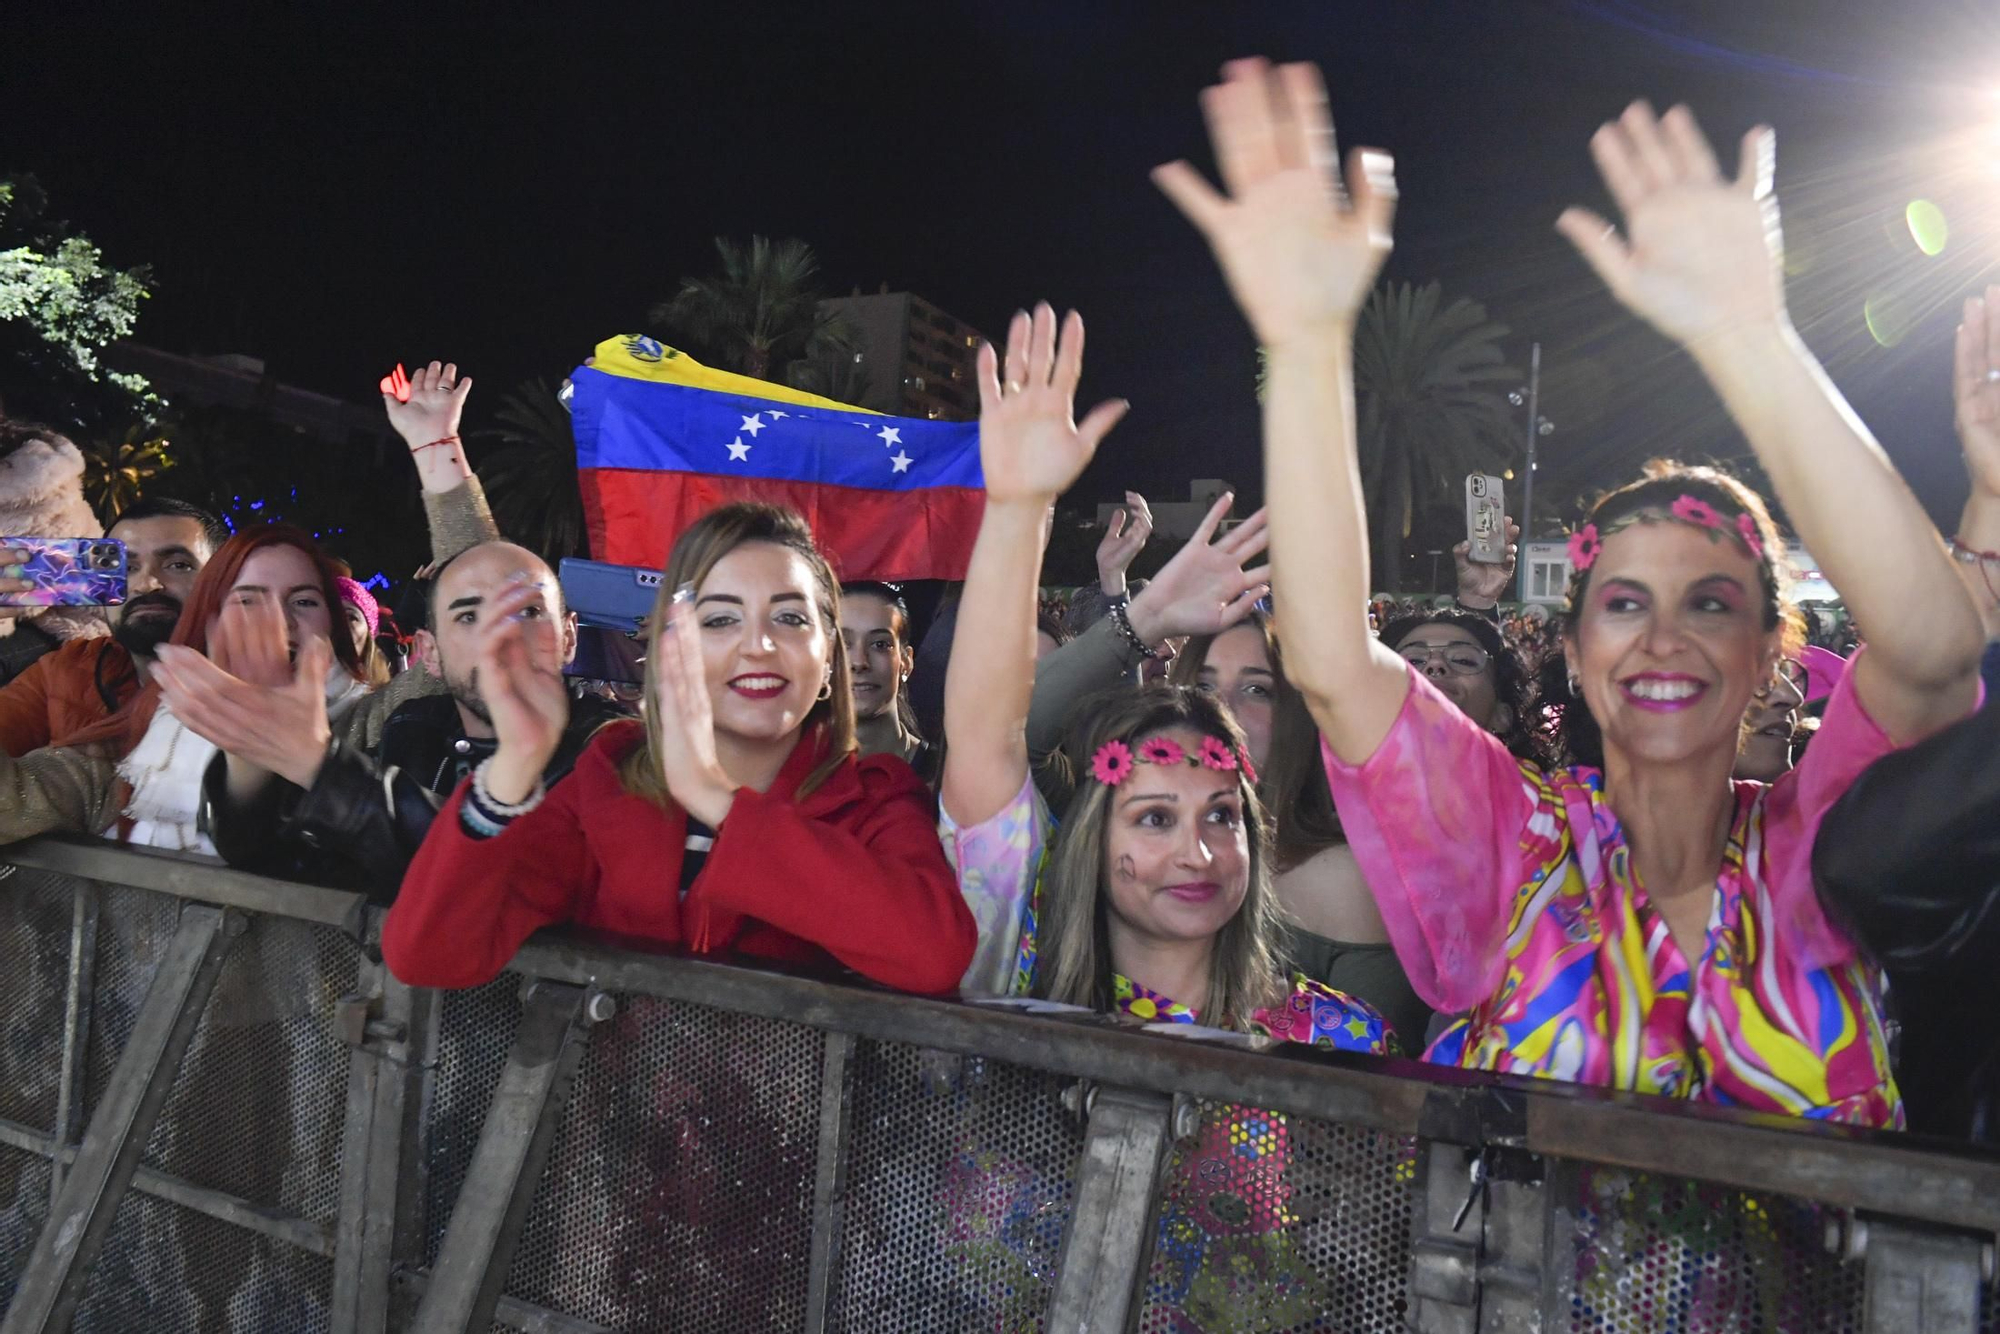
top-left (617, 503), bottom-right (857, 806)
top-left (1033, 684), bottom-right (1283, 1027)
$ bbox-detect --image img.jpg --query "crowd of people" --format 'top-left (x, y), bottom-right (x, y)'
top-left (2, 60), bottom-right (2000, 1259)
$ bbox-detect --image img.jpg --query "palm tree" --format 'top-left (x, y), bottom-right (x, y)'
top-left (80, 425), bottom-right (173, 522)
top-left (472, 378), bottom-right (588, 564)
top-left (1351, 282), bottom-right (1518, 590)
top-left (783, 341), bottom-right (873, 405)
top-left (650, 236), bottom-right (855, 383)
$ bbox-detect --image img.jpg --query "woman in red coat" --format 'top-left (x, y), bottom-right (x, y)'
top-left (383, 502), bottom-right (975, 993)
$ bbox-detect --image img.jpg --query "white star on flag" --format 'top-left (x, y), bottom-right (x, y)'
top-left (877, 425), bottom-right (902, 447)
top-left (765, 409), bottom-right (788, 419)
top-left (740, 414), bottom-right (766, 437)
top-left (726, 437), bottom-right (751, 461)
top-left (890, 451), bottom-right (912, 474)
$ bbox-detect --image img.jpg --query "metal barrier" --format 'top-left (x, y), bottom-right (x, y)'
top-left (0, 835), bottom-right (1997, 1333)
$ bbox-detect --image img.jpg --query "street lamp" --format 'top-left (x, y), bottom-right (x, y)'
top-left (1507, 343), bottom-right (1554, 603)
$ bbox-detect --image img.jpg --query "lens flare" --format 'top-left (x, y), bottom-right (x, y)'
top-left (1864, 292), bottom-right (1916, 347)
top-left (1905, 200), bottom-right (1948, 256)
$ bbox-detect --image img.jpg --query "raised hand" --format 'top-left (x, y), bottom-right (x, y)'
top-left (654, 591), bottom-right (740, 828)
top-left (153, 598), bottom-right (335, 790)
top-left (1955, 288), bottom-right (2000, 501)
top-left (473, 577), bottom-right (571, 803)
top-left (1096, 491), bottom-right (1153, 596)
top-left (381, 360), bottom-right (473, 452)
top-left (1557, 103), bottom-right (1785, 345)
top-left (1128, 495), bottom-right (1272, 643)
top-left (1154, 58), bottom-right (1396, 347)
top-left (976, 304), bottom-right (1129, 506)
top-left (1454, 516), bottom-right (1521, 608)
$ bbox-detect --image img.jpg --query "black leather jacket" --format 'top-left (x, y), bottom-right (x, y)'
top-left (1813, 698), bottom-right (2000, 1143)
top-left (201, 692), bottom-right (628, 899)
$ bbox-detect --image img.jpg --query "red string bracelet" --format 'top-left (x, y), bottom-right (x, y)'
top-left (1951, 535), bottom-right (2000, 605)
top-left (412, 435), bottom-right (460, 453)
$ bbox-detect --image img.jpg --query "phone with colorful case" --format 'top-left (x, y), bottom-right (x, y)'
top-left (0, 538), bottom-right (128, 607)
top-left (1464, 474), bottom-right (1506, 565)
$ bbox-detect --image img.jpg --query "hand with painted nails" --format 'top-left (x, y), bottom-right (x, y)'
top-left (1096, 491), bottom-right (1153, 598)
top-left (0, 547), bottom-right (39, 620)
top-left (976, 304), bottom-right (1129, 508)
top-left (1154, 58), bottom-right (1396, 347)
top-left (654, 589), bottom-right (740, 829)
top-left (474, 576), bottom-right (571, 804)
top-left (1127, 495), bottom-right (1272, 644)
top-left (381, 359), bottom-right (473, 453)
top-left (1557, 102), bottom-right (1786, 344)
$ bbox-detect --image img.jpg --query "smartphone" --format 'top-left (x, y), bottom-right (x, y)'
top-left (558, 557), bottom-right (661, 634)
top-left (1464, 475), bottom-right (1506, 565)
top-left (0, 538), bottom-right (128, 607)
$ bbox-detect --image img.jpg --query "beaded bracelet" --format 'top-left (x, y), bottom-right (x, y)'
top-left (1106, 597), bottom-right (1162, 661)
top-left (459, 758), bottom-right (546, 840)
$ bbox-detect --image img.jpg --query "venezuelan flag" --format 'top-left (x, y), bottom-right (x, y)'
top-left (573, 335), bottom-right (984, 581)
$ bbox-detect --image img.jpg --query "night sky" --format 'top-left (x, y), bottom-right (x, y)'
top-left (8, 2), bottom-right (2000, 539)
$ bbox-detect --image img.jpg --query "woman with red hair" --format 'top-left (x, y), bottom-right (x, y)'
top-left (0, 523), bottom-right (371, 851)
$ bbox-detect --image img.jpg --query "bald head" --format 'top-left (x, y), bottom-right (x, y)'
top-left (419, 541), bottom-right (576, 735)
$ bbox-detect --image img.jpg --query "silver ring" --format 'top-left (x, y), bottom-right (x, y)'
top-left (1004, 380), bottom-right (1023, 395)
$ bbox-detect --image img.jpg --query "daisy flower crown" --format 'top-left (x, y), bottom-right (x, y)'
top-left (1567, 493), bottom-right (1767, 576)
top-left (1089, 733), bottom-right (1258, 788)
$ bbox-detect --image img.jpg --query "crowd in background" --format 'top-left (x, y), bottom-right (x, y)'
top-left (3, 66), bottom-right (2000, 1309)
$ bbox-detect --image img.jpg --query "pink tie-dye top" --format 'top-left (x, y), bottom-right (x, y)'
top-left (1321, 654), bottom-right (1906, 1128)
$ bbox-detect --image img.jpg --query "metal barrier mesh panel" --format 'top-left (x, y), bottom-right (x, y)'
top-left (0, 1142), bottom-right (52, 1309)
top-left (0, 869), bottom-right (77, 1131)
top-left (139, 917), bottom-right (359, 1223)
top-left (81, 883), bottom-right (181, 1122)
top-left (422, 972), bottom-right (524, 1264)
top-left (497, 993), bottom-right (824, 1331)
top-left (1558, 1164), bottom-right (1865, 1333)
top-left (71, 1189), bottom-right (332, 1333)
top-left (829, 1041), bottom-right (1085, 1333)
top-left (1134, 1100), bottom-right (1416, 1333)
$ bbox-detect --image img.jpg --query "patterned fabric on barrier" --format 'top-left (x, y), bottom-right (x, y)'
top-left (1134, 1101), bottom-right (1416, 1333)
top-left (1559, 1164), bottom-right (1865, 1333)
top-left (829, 1040), bottom-right (1085, 1331)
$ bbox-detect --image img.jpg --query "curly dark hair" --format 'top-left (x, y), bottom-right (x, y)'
top-left (1378, 608), bottom-right (1545, 764)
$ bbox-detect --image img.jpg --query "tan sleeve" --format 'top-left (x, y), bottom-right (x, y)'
top-left (334, 664), bottom-right (448, 753)
top-left (0, 744), bottom-right (120, 843)
top-left (423, 476), bottom-right (503, 564)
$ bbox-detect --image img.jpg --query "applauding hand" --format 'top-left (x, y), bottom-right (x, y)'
top-left (153, 598), bottom-right (335, 791)
top-left (1128, 495), bottom-right (1271, 644)
top-left (654, 591), bottom-right (740, 828)
top-left (1557, 103), bottom-right (1785, 345)
top-left (1154, 58), bottom-right (1396, 346)
top-left (474, 578), bottom-right (572, 804)
top-left (977, 304), bottom-right (1130, 506)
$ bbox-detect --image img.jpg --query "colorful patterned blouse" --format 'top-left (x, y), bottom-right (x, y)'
top-left (1321, 656), bottom-right (1907, 1127)
top-left (941, 773), bottom-right (1396, 1055)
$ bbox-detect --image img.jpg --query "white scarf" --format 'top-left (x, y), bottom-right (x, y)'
top-left (114, 668), bottom-right (373, 854)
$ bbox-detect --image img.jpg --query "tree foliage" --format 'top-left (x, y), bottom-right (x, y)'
top-left (1352, 281), bottom-right (1518, 590)
top-left (651, 235), bottom-right (855, 384)
top-left (470, 377), bottom-right (588, 565)
top-left (0, 175), bottom-right (155, 433)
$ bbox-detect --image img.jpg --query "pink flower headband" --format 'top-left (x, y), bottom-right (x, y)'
top-left (1567, 493), bottom-right (1765, 575)
top-left (1090, 733), bottom-right (1258, 787)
